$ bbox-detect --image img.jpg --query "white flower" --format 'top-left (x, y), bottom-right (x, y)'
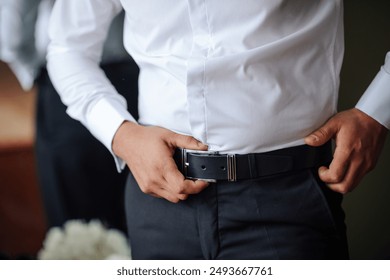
top-left (38, 220), bottom-right (131, 260)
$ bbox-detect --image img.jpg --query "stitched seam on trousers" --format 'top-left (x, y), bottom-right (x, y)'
top-left (252, 190), bottom-right (280, 260)
top-left (215, 183), bottom-right (222, 259)
top-left (196, 201), bottom-right (211, 259)
top-left (196, 185), bottom-right (220, 260)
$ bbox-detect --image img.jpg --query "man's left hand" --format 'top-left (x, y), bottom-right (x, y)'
top-left (305, 108), bottom-right (388, 194)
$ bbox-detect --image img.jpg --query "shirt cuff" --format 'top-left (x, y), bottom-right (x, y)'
top-left (7, 60), bottom-right (37, 91)
top-left (355, 67), bottom-right (390, 129)
top-left (85, 97), bottom-right (137, 172)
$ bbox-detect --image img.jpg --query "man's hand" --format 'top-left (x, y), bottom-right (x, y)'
top-left (112, 121), bottom-right (210, 203)
top-left (305, 108), bottom-right (388, 194)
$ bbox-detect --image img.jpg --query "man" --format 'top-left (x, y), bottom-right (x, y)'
top-left (47, 0), bottom-right (389, 259)
top-left (0, 0), bottom-right (139, 232)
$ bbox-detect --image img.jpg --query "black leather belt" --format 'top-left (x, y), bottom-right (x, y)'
top-left (174, 143), bottom-right (332, 182)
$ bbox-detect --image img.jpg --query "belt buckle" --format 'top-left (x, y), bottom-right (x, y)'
top-left (180, 148), bottom-right (237, 182)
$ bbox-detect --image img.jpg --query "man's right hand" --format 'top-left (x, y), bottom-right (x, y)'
top-left (112, 121), bottom-right (210, 203)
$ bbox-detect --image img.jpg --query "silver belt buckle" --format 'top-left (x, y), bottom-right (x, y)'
top-left (180, 148), bottom-right (237, 182)
top-left (181, 149), bottom-right (219, 183)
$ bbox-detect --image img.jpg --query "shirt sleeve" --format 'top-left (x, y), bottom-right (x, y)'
top-left (356, 52), bottom-right (390, 129)
top-left (47, 0), bottom-right (136, 171)
top-left (0, 0), bottom-right (42, 90)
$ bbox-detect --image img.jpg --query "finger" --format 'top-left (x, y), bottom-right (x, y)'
top-left (305, 119), bottom-right (338, 147)
top-left (135, 169), bottom-right (177, 200)
top-left (163, 158), bottom-right (210, 194)
top-left (156, 180), bottom-right (192, 202)
top-left (153, 187), bottom-right (182, 203)
top-left (318, 146), bottom-right (350, 184)
top-left (177, 194), bottom-right (189, 201)
top-left (326, 160), bottom-right (364, 194)
top-left (185, 179), bottom-right (210, 194)
top-left (168, 133), bottom-right (208, 151)
top-left (149, 185), bottom-right (188, 201)
top-left (166, 170), bottom-right (210, 195)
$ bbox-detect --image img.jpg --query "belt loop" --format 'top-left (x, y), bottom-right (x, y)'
top-left (248, 154), bottom-right (258, 178)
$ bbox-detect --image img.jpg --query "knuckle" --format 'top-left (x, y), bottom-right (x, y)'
top-left (328, 172), bottom-right (342, 183)
top-left (334, 171), bottom-right (344, 181)
top-left (354, 140), bottom-right (364, 152)
top-left (141, 181), bottom-right (157, 194)
top-left (365, 159), bottom-right (376, 172)
top-left (338, 187), bottom-right (349, 195)
top-left (316, 128), bottom-right (329, 139)
top-left (183, 135), bottom-right (197, 146)
top-left (170, 197), bottom-right (180, 203)
top-left (141, 185), bottom-right (152, 194)
top-left (333, 184), bottom-right (349, 195)
top-left (179, 194), bottom-right (189, 201)
top-left (176, 183), bottom-right (187, 194)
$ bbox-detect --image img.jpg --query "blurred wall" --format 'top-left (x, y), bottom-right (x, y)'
top-left (340, 0), bottom-right (390, 259)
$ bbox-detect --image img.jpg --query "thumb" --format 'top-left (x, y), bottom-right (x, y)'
top-left (169, 133), bottom-right (208, 151)
top-left (305, 119), bottom-right (337, 147)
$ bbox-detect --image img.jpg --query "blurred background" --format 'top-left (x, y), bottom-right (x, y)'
top-left (0, 62), bottom-right (42, 259)
top-left (0, 0), bottom-right (389, 259)
top-left (339, 0), bottom-right (390, 259)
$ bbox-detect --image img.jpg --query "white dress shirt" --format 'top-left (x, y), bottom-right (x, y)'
top-left (47, 0), bottom-right (390, 171)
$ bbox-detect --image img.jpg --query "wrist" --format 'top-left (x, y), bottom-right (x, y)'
top-left (353, 108), bottom-right (388, 130)
top-left (112, 120), bottom-right (141, 158)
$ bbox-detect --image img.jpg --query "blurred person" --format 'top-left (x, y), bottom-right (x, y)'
top-left (47, 0), bottom-right (389, 259)
top-left (0, 0), bottom-right (139, 233)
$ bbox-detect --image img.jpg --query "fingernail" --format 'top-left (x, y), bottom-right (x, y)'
top-left (197, 180), bottom-right (210, 186)
top-left (198, 143), bottom-right (208, 149)
top-left (318, 166), bottom-right (328, 176)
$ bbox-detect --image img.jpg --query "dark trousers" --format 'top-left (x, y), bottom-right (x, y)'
top-left (125, 167), bottom-right (349, 259)
top-left (35, 60), bottom-right (139, 233)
